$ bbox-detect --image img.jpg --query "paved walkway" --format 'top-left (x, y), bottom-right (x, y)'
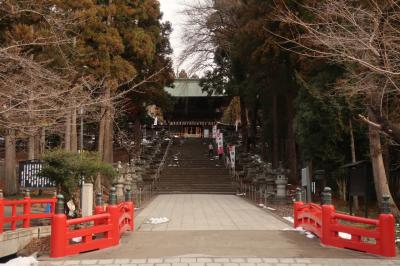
top-left (41, 256), bottom-right (400, 266)
top-left (39, 194), bottom-right (400, 265)
top-left (136, 194), bottom-right (287, 231)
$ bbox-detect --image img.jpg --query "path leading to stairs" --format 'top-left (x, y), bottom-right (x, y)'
top-left (39, 139), bottom-right (399, 265)
top-left (135, 194), bottom-right (286, 231)
top-left (40, 194), bottom-right (395, 265)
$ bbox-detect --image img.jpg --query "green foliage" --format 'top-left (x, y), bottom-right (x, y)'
top-left (40, 150), bottom-right (116, 199)
top-left (294, 63), bottom-right (369, 181)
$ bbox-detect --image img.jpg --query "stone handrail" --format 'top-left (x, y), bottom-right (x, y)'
top-left (153, 138), bottom-right (172, 184)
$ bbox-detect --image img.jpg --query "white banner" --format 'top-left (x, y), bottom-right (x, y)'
top-left (217, 132), bottom-right (224, 154)
top-left (229, 145), bottom-right (235, 168)
top-left (235, 120), bottom-right (239, 132)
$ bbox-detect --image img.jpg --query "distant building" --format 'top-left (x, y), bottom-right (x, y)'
top-left (164, 78), bottom-right (228, 137)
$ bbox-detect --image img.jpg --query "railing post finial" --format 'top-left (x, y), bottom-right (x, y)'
top-left (381, 195), bottom-right (391, 214)
top-left (295, 187), bottom-right (302, 202)
top-left (55, 194), bottom-right (65, 214)
top-left (96, 192), bottom-right (103, 206)
top-left (125, 188), bottom-right (132, 202)
top-left (24, 189), bottom-right (30, 198)
top-left (109, 187), bottom-right (117, 205)
top-left (322, 187), bottom-right (332, 205)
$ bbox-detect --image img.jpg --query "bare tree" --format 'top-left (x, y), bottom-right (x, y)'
top-left (179, 0), bottom-right (242, 74)
top-left (274, 0), bottom-right (400, 217)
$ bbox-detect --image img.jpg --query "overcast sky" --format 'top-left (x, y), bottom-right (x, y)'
top-left (159, 0), bottom-right (187, 75)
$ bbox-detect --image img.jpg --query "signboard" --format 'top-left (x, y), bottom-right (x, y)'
top-left (301, 167), bottom-right (309, 187)
top-left (229, 145), bottom-right (235, 168)
top-left (204, 129), bottom-right (210, 138)
top-left (19, 160), bottom-right (56, 188)
top-left (301, 166), bottom-right (311, 202)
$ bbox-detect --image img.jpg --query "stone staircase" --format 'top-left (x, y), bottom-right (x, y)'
top-left (156, 138), bottom-right (235, 194)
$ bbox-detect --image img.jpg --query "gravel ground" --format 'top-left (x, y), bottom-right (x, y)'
top-left (19, 237), bottom-right (50, 257)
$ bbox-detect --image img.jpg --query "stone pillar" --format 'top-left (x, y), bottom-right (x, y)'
top-left (81, 183), bottom-right (93, 217)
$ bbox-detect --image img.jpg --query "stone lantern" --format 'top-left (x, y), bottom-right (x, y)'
top-left (275, 161), bottom-right (289, 198)
top-left (115, 161), bottom-right (126, 201)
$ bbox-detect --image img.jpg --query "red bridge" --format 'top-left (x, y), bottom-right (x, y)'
top-left (294, 187), bottom-right (396, 257)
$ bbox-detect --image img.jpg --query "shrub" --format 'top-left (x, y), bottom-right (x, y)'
top-left (40, 150), bottom-right (116, 203)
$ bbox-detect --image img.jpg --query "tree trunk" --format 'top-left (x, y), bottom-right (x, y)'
top-left (349, 120), bottom-right (358, 208)
top-left (95, 172), bottom-right (102, 195)
top-left (109, 107), bottom-right (114, 163)
top-left (65, 113), bottom-right (71, 151)
top-left (71, 109), bottom-right (78, 153)
top-left (40, 127), bottom-right (46, 157)
top-left (33, 128), bottom-right (45, 159)
top-left (98, 107), bottom-right (106, 158)
top-left (4, 129), bottom-right (17, 195)
top-left (349, 120), bottom-right (356, 163)
top-left (272, 94), bottom-right (279, 168)
top-left (103, 86), bottom-right (113, 164)
top-left (28, 135), bottom-right (35, 160)
top-left (133, 118), bottom-right (142, 159)
top-left (286, 93), bottom-right (297, 184)
top-left (382, 137), bottom-right (390, 177)
top-left (368, 108), bottom-right (400, 219)
top-left (239, 96), bottom-right (248, 151)
top-left (248, 103), bottom-right (258, 152)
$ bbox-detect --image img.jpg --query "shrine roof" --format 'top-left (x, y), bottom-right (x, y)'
top-left (164, 78), bottom-right (224, 97)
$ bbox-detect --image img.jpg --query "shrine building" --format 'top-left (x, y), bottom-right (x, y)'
top-left (164, 78), bottom-right (228, 138)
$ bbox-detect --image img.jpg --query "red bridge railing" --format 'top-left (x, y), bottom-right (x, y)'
top-left (50, 188), bottom-right (134, 258)
top-left (0, 189), bottom-right (56, 233)
top-left (294, 187), bottom-right (396, 257)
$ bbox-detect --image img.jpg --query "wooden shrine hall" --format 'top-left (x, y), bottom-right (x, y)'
top-left (164, 78), bottom-right (228, 138)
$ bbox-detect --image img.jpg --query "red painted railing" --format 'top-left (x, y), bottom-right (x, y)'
top-left (294, 199), bottom-right (396, 257)
top-left (50, 201), bottom-right (134, 258)
top-left (0, 194), bottom-right (56, 233)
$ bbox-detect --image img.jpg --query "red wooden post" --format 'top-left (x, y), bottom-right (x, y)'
top-left (94, 192), bottom-right (105, 227)
top-left (51, 191), bottom-right (57, 214)
top-left (23, 189), bottom-right (31, 228)
top-left (108, 187), bottom-right (120, 244)
top-left (321, 204), bottom-right (335, 245)
top-left (379, 196), bottom-right (396, 257)
top-left (0, 190), bottom-right (4, 233)
top-left (11, 203), bottom-right (16, 230)
top-left (293, 188), bottom-right (304, 228)
top-left (124, 189), bottom-right (134, 231)
top-left (379, 213), bottom-right (396, 257)
top-left (126, 201), bottom-right (134, 231)
top-left (50, 195), bottom-right (67, 258)
top-left (321, 187), bottom-right (335, 246)
top-left (95, 192), bottom-right (104, 215)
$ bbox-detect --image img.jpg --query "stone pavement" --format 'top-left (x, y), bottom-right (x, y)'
top-left (39, 194), bottom-right (400, 265)
top-left (136, 194), bottom-right (287, 231)
top-left (40, 256), bottom-right (400, 266)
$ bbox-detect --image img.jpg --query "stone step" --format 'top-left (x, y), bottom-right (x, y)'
top-left (161, 174), bottom-right (230, 178)
top-left (157, 186), bottom-right (233, 190)
top-left (162, 169), bottom-right (229, 175)
top-left (158, 181), bottom-right (231, 184)
top-left (158, 180), bottom-right (232, 186)
top-left (156, 182), bottom-right (233, 186)
top-left (156, 191), bottom-right (235, 194)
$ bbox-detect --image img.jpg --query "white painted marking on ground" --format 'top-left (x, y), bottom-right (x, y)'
top-left (145, 217), bottom-right (170, 224)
